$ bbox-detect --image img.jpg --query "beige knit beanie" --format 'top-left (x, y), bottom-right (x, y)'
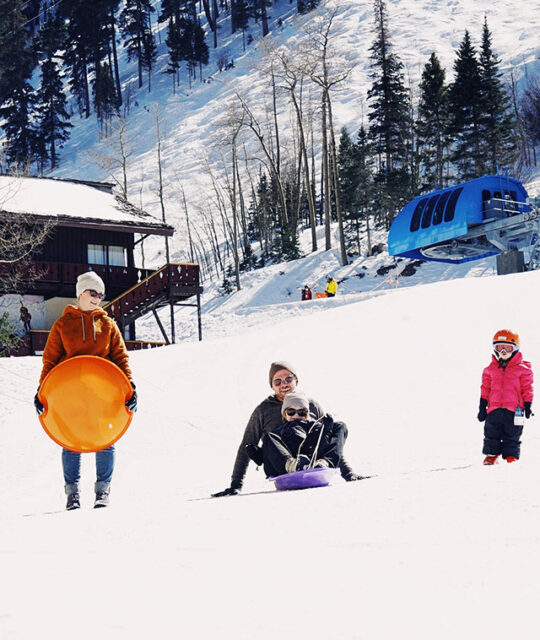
top-left (282, 391), bottom-right (310, 414)
top-left (268, 360), bottom-right (298, 387)
top-left (76, 271), bottom-right (106, 298)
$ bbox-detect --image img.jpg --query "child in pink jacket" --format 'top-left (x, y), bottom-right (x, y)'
top-left (477, 330), bottom-right (534, 465)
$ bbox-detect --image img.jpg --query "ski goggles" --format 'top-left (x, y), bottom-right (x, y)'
top-left (272, 375), bottom-right (295, 387)
top-left (85, 289), bottom-right (105, 300)
top-left (494, 342), bottom-right (517, 354)
top-left (285, 408), bottom-right (309, 418)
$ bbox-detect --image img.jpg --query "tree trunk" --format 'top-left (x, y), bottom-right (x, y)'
top-left (321, 94), bottom-right (331, 250)
top-left (326, 91), bottom-right (348, 266)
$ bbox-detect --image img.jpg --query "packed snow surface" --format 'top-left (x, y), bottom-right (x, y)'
top-left (2, 267), bottom-right (540, 639)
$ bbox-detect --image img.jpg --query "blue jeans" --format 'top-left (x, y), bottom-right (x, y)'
top-left (62, 445), bottom-right (115, 495)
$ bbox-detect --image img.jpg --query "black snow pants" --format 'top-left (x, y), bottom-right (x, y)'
top-left (483, 408), bottom-right (523, 459)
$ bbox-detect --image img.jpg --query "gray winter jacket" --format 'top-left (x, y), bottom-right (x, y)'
top-left (230, 394), bottom-right (354, 486)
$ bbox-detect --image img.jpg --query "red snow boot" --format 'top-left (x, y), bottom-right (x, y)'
top-left (506, 456), bottom-right (518, 463)
top-left (483, 455), bottom-right (499, 465)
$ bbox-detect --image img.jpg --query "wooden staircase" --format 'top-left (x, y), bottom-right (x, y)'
top-left (104, 263), bottom-right (203, 343)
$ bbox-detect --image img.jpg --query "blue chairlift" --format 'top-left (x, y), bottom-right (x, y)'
top-left (388, 174), bottom-right (537, 264)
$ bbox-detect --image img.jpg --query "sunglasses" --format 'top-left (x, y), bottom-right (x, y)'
top-left (86, 289), bottom-right (105, 300)
top-left (272, 375), bottom-right (295, 387)
top-left (285, 408), bottom-right (308, 418)
top-left (494, 343), bottom-right (515, 353)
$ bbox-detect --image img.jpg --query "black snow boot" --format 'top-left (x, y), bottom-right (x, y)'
top-left (94, 492), bottom-right (110, 509)
top-left (66, 493), bottom-right (80, 511)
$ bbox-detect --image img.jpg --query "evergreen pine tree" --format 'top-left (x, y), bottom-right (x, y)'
top-left (447, 30), bottom-right (483, 179)
top-left (231, 0), bottom-right (250, 49)
top-left (417, 52), bottom-right (450, 190)
top-left (119, 0), bottom-right (156, 90)
top-left (192, 19), bottom-right (209, 81)
top-left (60, 0), bottom-right (122, 120)
top-left (367, 0), bottom-right (411, 224)
top-left (34, 13), bottom-right (72, 169)
top-left (338, 126), bottom-right (375, 255)
top-left (478, 18), bottom-right (518, 172)
top-left (0, 0), bottom-right (36, 168)
top-left (297, 0), bottom-right (321, 14)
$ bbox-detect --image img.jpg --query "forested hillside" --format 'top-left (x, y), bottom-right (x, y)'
top-left (1, 0), bottom-right (539, 282)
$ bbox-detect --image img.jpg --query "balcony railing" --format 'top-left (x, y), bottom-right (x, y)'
top-left (0, 261), bottom-right (154, 292)
top-left (105, 263), bottom-right (200, 323)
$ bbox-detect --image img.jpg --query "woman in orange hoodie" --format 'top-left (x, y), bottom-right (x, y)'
top-left (34, 271), bottom-right (137, 511)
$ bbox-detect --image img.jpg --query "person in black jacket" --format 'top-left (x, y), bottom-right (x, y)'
top-left (260, 391), bottom-right (347, 477)
top-left (212, 361), bottom-right (363, 497)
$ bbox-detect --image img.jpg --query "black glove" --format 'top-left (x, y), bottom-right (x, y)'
top-left (34, 391), bottom-right (44, 416)
top-left (125, 382), bottom-right (137, 412)
top-left (344, 472), bottom-right (369, 482)
top-left (211, 480), bottom-right (242, 498)
top-left (245, 443), bottom-right (263, 466)
top-left (525, 402), bottom-right (533, 419)
top-left (477, 398), bottom-right (488, 422)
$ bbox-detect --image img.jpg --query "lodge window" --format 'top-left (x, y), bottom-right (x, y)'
top-left (88, 244), bottom-right (127, 267)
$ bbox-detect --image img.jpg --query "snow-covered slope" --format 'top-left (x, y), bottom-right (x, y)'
top-left (48, 0), bottom-right (540, 264)
top-left (3, 268), bottom-right (540, 639)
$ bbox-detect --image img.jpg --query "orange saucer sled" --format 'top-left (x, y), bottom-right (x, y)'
top-left (38, 356), bottom-right (134, 453)
top-left (315, 292), bottom-right (328, 299)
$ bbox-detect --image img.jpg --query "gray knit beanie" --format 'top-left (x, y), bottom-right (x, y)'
top-left (76, 271), bottom-right (106, 298)
top-left (268, 360), bottom-right (298, 387)
top-left (282, 391), bottom-right (310, 414)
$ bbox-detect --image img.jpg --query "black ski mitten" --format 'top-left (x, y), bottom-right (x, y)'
top-left (477, 398), bottom-right (488, 422)
top-left (34, 390), bottom-right (44, 415)
top-left (212, 480), bottom-right (242, 498)
top-left (125, 383), bottom-right (137, 412)
top-left (525, 402), bottom-right (533, 419)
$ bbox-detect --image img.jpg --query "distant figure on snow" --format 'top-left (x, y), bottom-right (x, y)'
top-left (477, 330), bottom-right (534, 465)
top-left (19, 302), bottom-right (32, 333)
top-left (211, 360), bottom-right (364, 497)
top-left (325, 276), bottom-right (337, 297)
top-left (301, 285), bottom-right (312, 301)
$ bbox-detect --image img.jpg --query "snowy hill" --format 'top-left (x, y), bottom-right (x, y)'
top-left (47, 0), bottom-right (540, 265)
top-left (3, 267), bottom-right (540, 639)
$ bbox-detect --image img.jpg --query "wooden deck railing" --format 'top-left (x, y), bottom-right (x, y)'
top-left (0, 261), bottom-right (153, 291)
top-left (104, 263), bottom-right (200, 322)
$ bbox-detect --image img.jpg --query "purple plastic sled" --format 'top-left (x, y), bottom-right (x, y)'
top-left (270, 467), bottom-right (339, 491)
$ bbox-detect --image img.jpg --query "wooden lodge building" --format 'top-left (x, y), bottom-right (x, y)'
top-left (0, 175), bottom-right (202, 356)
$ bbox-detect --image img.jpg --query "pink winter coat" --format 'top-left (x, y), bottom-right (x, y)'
top-left (481, 351), bottom-right (534, 413)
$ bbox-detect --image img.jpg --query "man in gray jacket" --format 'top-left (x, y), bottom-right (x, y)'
top-left (212, 360), bottom-right (363, 497)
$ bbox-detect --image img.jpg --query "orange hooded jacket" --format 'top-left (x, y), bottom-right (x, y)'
top-left (39, 305), bottom-right (132, 385)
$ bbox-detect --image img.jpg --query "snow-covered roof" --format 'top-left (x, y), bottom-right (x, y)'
top-left (0, 175), bottom-right (173, 236)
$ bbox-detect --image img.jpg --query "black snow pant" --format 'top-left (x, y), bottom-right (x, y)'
top-left (262, 421), bottom-right (347, 477)
top-left (483, 408), bottom-right (523, 459)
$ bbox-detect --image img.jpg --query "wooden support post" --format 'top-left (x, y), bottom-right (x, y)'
top-left (167, 264), bottom-right (176, 344)
top-left (152, 309), bottom-right (170, 345)
top-left (197, 291), bottom-right (202, 341)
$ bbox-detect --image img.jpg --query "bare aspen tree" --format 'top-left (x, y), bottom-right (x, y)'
top-left (302, 4), bottom-right (354, 265)
top-left (87, 114), bottom-right (133, 200)
top-left (0, 178), bottom-right (55, 295)
top-left (262, 40), bottom-right (318, 251)
top-left (234, 90), bottom-right (289, 228)
top-left (153, 105), bottom-right (176, 343)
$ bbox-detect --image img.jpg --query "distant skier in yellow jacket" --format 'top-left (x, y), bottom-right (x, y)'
top-left (325, 276), bottom-right (337, 297)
